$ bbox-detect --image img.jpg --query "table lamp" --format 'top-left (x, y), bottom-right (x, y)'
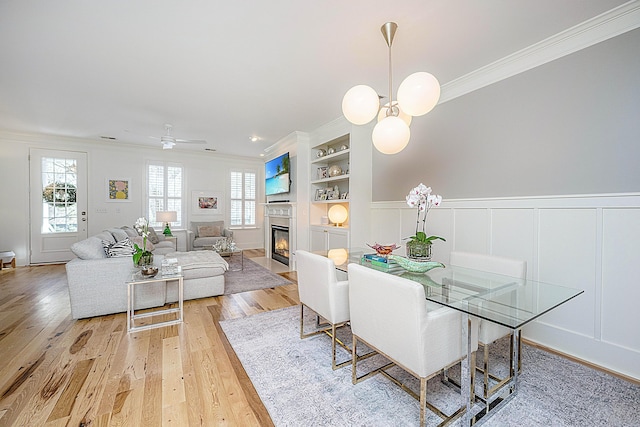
top-left (328, 204), bottom-right (348, 227)
top-left (156, 211), bottom-right (177, 236)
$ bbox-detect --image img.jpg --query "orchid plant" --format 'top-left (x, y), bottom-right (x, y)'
top-left (133, 217), bottom-right (152, 265)
top-left (405, 183), bottom-right (445, 245)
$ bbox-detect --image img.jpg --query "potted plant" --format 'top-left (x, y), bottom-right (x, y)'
top-left (405, 184), bottom-right (445, 260)
top-left (133, 217), bottom-right (153, 267)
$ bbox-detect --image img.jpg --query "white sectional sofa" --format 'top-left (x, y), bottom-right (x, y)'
top-left (65, 227), bottom-right (227, 319)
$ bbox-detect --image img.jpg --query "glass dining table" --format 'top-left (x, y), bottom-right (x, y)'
top-left (317, 247), bottom-right (584, 425)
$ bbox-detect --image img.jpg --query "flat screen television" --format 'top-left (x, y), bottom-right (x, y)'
top-left (265, 152), bottom-right (290, 196)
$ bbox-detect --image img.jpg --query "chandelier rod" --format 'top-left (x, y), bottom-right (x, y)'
top-left (381, 22), bottom-right (398, 117)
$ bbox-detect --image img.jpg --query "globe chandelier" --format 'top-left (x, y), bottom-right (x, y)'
top-left (342, 22), bottom-right (441, 155)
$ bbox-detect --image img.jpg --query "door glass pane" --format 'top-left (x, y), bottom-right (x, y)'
top-left (41, 157), bottom-right (78, 233)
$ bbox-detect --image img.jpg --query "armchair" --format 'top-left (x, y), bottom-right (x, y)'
top-left (449, 251), bottom-right (527, 401)
top-left (296, 250), bottom-right (351, 370)
top-left (348, 263), bottom-right (478, 426)
top-left (188, 221), bottom-right (233, 251)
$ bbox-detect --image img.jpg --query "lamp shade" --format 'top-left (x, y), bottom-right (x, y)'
top-left (397, 72), bottom-right (441, 116)
top-left (372, 116), bottom-right (410, 154)
top-left (328, 204), bottom-right (348, 226)
top-left (327, 248), bottom-right (348, 265)
top-left (156, 211), bottom-right (177, 223)
top-left (342, 85), bottom-right (380, 125)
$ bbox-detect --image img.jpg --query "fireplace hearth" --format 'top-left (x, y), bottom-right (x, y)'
top-left (271, 225), bottom-right (289, 265)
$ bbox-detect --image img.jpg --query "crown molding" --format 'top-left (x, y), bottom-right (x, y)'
top-left (440, 0), bottom-right (640, 103)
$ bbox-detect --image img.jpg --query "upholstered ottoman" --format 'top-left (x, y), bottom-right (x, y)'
top-left (164, 251), bottom-right (228, 302)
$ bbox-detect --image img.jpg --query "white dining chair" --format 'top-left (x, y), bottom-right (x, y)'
top-left (348, 263), bottom-right (478, 426)
top-left (296, 250), bottom-right (351, 370)
top-left (449, 251), bottom-right (527, 402)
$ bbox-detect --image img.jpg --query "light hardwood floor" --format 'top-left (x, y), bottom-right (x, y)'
top-left (0, 249), bottom-right (298, 426)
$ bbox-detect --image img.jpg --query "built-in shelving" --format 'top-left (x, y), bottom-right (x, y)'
top-left (309, 134), bottom-right (351, 249)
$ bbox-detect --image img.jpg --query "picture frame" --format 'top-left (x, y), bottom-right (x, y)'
top-left (317, 167), bottom-right (328, 180)
top-left (340, 192), bottom-right (349, 199)
top-left (106, 178), bottom-right (131, 202)
top-left (315, 188), bottom-right (325, 201)
top-left (320, 193), bottom-right (328, 201)
top-left (327, 190), bottom-right (339, 200)
top-left (192, 190), bottom-right (223, 214)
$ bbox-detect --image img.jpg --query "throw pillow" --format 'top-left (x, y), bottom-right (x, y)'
top-left (121, 226), bottom-right (138, 238)
top-left (198, 225), bottom-right (221, 237)
top-left (131, 236), bottom-right (155, 252)
top-left (71, 237), bottom-right (108, 260)
top-left (108, 228), bottom-right (129, 242)
top-left (147, 227), bottom-right (161, 244)
top-left (102, 238), bottom-right (136, 258)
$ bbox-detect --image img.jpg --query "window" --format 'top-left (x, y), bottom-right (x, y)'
top-left (147, 162), bottom-right (183, 228)
top-left (230, 170), bottom-right (256, 227)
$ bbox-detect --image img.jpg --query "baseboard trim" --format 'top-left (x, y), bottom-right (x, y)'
top-left (522, 338), bottom-right (639, 385)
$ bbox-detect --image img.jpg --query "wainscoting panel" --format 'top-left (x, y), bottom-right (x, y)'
top-left (490, 208), bottom-right (536, 270)
top-left (537, 208), bottom-right (597, 338)
top-left (601, 208), bottom-right (640, 351)
top-left (369, 194), bottom-right (640, 380)
top-left (452, 208), bottom-right (489, 254)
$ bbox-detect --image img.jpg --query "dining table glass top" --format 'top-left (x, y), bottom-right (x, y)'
top-left (316, 247), bottom-right (584, 330)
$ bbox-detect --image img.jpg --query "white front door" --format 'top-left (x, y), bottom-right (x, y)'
top-left (29, 148), bottom-right (88, 264)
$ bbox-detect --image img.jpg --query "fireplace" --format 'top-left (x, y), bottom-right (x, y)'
top-left (271, 225), bottom-right (290, 265)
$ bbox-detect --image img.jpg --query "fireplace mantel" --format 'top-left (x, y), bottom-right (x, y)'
top-left (262, 203), bottom-right (296, 269)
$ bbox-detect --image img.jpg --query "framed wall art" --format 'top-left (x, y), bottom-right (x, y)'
top-left (192, 190), bottom-right (223, 214)
top-left (106, 178), bottom-right (131, 202)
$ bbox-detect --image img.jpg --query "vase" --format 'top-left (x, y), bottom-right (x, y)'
top-left (135, 252), bottom-right (154, 267)
top-left (406, 241), bottom-right (432, 261)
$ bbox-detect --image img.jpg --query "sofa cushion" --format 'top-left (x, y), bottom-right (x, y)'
top-left (147, 227), bottom-right (161, 244)
top-left (108, 228), bottom-right (129, 242)
top-left (121, 226), bottom-right (138, 238)
top-left (198, 225), bottom-right (221, 237)
top-left (96, 231), bottom-right (115, 244)
top-left (71, 237), bottom-right (108, 260)
top-left (130, 236), bottom-right (155, 252)
top-left (166, 251), bottom-right (228, 280)
top-left (102, 238), bottom-right (136, 257)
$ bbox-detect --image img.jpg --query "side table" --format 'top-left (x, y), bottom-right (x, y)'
top-left (126, 267), bottom-right (183, 332)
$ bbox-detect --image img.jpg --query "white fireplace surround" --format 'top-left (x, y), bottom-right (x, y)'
top-left (263, 203), bottom-right (296, 269)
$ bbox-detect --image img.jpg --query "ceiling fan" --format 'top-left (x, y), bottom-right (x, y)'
top-left (151, 123), bottom-right (207, 150)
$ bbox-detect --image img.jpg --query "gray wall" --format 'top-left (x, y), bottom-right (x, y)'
top-left (373, 28), bottom-right (640, 201)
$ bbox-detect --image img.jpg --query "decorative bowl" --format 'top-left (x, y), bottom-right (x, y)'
top-left (316, 149), bottom-right (327, 158)
top-left (388, 255), bottom-right (445, 273)
top-left (327, 147), bottom-right (336, 154)
top-left (140, 266), bottom-right (158, 277)
top-left (367, 243), bottom-right (401, 255)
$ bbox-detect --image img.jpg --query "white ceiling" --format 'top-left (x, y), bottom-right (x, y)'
top-left (0, 0), bottom-right (629, 158)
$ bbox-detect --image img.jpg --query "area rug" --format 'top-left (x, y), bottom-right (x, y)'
top-left (220, 306), bottom-right (640, 427)
top-left (223, 257), bottom-right (291, 295)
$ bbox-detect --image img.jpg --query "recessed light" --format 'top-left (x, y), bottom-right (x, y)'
top-left (249, 136), bottom-right (259, 142)
top-left (259, 153), bottom-right (265, 157)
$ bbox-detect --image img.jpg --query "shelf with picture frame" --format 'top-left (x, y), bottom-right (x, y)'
top-left (310, 134), bottom-right (351, 235)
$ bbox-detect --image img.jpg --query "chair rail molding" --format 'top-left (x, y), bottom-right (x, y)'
top-left (369, 192), bottom-right (640, 381)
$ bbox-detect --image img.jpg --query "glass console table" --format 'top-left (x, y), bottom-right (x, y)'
top-left (315, 247), bottom-right (584, 425)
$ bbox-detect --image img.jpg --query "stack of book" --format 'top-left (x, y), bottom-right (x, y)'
top-left (360, 253), bottom-right (396, 269)
top-left (161, 258), bottom-right (179, 276)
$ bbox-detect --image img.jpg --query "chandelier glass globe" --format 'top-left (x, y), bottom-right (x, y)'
top-left (372, 116), bottom-right (410, 154)
top-left (397, 72), bottom-right (441, 117)
top-left (342, 85), bottom-right (380, 125)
